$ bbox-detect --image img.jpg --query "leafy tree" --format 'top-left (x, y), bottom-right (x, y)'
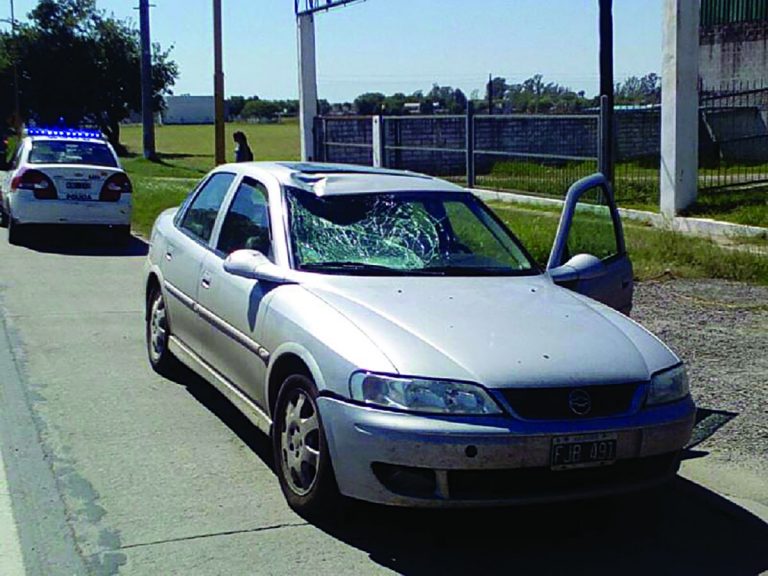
top-left (616, 73), bottom-right (661, 105)
top-left (354, 92), bottom-right (386, 115)
top-left (241, 99), bottom-right (280, 119)
top-left (0, 0), bottom-right (177, 149)
top-left (227, 96), bottom-right (247, 118)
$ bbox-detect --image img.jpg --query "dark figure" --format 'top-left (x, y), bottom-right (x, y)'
top-left (233, 131), bottom-right (254, 162)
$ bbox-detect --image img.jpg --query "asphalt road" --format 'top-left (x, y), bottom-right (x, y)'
top-left (0, 226), bottom-right (766, 576)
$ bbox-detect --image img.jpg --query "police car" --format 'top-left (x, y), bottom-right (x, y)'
top-left (0, 128), bottom-right (132, 244)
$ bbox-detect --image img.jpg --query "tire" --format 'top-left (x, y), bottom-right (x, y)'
top-left (273, 374), bottom-right (340, 518)
top-left (146, 286), bottom-right (180, 377)
top-left (7, 218), bottom-right (23, 245)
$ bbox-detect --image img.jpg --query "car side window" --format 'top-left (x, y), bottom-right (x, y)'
top-left (179, 172), bottom-right (235, 243)
top-left (217, 178), bottom-right (271, 257)
top-left (564, 186), bottom-right (620, 263)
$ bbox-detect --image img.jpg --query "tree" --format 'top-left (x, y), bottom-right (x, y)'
top-left (0, 0), bottom-right (177, 149)
top-left (354, 92), bottom-right (386, 115)
top-left (616, 73), bottom-right (661, 105)
top-left (241, 99), bottom-right (280, 119)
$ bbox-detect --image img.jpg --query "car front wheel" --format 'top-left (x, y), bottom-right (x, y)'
top-left (146, 287), bottom-right (180, 377)
top-left (273, 374), bottom-right (340, 518)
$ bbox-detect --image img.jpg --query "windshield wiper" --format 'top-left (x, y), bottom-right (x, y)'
top-left (299, 262), bottom-right (408, 275)
top-left (418, 265), bottom-right (519, 276)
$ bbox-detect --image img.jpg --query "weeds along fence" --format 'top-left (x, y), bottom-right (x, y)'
top-left (316, 109), bottom-right (661, 206)
top-left (700, 81), bottom-right (768, 190)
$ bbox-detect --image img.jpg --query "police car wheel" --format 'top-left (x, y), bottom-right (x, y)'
top-left (7, 218), bottom-right (23, 245)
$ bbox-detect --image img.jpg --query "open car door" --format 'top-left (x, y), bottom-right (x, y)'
top-left (546, 173), bottom-right (633, 315)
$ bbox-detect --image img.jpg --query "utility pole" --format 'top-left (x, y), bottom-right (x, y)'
top-left (213, 0), bottom-right (226, 165)
top-left (598, 0), bottom-right (614, 183)
top-left (139, 0), bottom-right (156, 160)
top-left (10, 0), bottom-right (21, 134)
top-left (297, 12), bottom-right (318, 161)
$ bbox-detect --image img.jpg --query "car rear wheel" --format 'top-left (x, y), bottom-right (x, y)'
top-left (146, 287), bottom-right (180, 377)
top-left (7, 218), bottom-right (23, 245)
top-left (273, 374), bottom-right (340, 518)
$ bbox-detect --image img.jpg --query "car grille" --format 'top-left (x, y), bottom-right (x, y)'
top-left (501, 383), bottom-right (640, 420)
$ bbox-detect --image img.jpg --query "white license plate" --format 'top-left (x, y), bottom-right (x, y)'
top-left (551, 433), bottom-right (617, 471)
top-left (65, 181), bottom-right (91, 190)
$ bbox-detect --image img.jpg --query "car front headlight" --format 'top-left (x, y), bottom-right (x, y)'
top-left (349, 372), bottom-right (503, 415)
top-left (648, 364), bottom-right (689, 405)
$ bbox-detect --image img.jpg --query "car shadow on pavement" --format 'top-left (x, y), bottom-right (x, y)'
top-left (169, 371), bottom-right (767, 575)
top-left (318, 477), bottom-right (768, 576)
top-left (167, 362), bottom-right (276, 472)
top-left (10, 225), bottom-right (149, 257)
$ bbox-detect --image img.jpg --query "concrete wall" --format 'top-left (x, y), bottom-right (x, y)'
top-left (700, 22), bottom-right (768, 86)
top-left (320, 111), bottom-right (661, 176)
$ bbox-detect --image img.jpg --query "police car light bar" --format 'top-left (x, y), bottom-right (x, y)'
top-left (26, 128), bottom-right (104, 139)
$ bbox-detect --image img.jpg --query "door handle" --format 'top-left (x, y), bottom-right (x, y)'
top-left (165, 251), bottom-right (173, 261)
top-left (201, 272), bottom-right (212, 289)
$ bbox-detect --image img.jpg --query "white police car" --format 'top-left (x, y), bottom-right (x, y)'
top-left (0, 128), bottom-right (133, 244)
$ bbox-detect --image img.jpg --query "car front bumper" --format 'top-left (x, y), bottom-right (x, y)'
top-left (317, 395), bottom-right (696, 507)
top-left (8, 190), bottom-right (131, 226)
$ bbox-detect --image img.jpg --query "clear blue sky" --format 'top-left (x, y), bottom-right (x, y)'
top-left (3, 0), bottom-right (664, 102)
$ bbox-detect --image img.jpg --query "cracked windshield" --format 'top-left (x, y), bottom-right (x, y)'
top-left (287, 188), bottom-right (535, 275)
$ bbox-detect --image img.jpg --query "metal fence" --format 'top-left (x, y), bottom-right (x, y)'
top-left (316, 86), bottom-right (768, 206)
top-left (699, 81), bottom-right (768, 190)
top-left (316, 109), bottom-right (660, 204)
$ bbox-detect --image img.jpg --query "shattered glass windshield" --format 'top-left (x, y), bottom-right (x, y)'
top-left (286, 188), bottom-right (536, 276)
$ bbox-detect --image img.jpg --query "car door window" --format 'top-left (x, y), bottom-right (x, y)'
top-left (217, 178), bottom-right (271, 257)
top-left (179, 172), bottom-right (235, 243)
top-left (563, 187), bottom-right (620, 264)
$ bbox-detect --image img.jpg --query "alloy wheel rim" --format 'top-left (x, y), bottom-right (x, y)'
top-left (280, 389), bottom-right (320, 496)
top-left (149, 296), bottom-right (168, 362)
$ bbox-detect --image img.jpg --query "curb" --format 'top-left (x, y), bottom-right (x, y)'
top-left (472, 188), bottom-right (768, 241)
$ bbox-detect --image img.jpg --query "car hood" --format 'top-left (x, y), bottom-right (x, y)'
top-left (300, 275), bottom-right (679, 388)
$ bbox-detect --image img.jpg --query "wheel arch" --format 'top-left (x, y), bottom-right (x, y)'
top-left (266, 344), bottom-right (326, 418)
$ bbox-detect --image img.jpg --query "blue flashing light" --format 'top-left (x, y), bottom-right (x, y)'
top-left (26, 127), bottom-right (104, 140)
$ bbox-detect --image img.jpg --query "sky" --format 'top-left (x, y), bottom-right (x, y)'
top-left (2, 0), bottom-right (664, 102)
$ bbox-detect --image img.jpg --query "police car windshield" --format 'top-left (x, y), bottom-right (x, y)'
top-left (28, 141), bottom-right (118, 168)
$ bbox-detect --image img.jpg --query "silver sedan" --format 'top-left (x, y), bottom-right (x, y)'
top-left (144, 162), bottom-right (695, 516)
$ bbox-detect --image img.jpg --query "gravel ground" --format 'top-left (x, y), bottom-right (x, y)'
top-left (633, 279), bottom-right (768, 472)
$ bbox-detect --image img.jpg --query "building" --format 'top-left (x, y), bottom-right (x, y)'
top-left (699, 0), bottom-right (768, 88)
top-left (162, 95), bottom-right (215, 125)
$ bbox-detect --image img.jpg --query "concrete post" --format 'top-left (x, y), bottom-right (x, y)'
top-left (298, 13), bottom-right (318, 162)
top-left (372, 115), bottom-right (385, 167)
top-left (660, 0), bottom-right (700, 217)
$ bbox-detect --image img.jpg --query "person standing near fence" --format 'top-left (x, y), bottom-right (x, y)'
top-left (233, 131), bottom-right (254, 162)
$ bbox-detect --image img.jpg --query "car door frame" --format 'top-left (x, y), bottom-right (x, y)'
top-left (546, 173), bottom-right (634, 314)
top-left (194, 170), bottom-right (285, 408)
top-left (162, 169), bottom-right (240, 356)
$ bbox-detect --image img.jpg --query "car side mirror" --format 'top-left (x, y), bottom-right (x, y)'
top-left (223, 249), bottom-right (295, 284)
top-left (549, 253), bottom-right (606, 283)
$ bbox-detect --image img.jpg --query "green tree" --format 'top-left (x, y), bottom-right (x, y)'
top-left (1, 0), bottom-right (177, 149)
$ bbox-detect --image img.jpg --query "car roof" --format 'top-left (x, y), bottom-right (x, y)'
top-left (26, 136), bottom-right (108, 144)
top-left (223, 161), bottom-right (467, 197)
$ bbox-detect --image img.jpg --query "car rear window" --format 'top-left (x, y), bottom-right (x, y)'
top-left (28, 141), bottom-right (118, 168)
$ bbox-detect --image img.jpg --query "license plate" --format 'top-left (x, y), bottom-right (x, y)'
top-left (65, 181), bottom-right (91, 190)
top-left (65, 193), bottom-right (92, 201)
top-left (551, 433), bottom-right (617, 471)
